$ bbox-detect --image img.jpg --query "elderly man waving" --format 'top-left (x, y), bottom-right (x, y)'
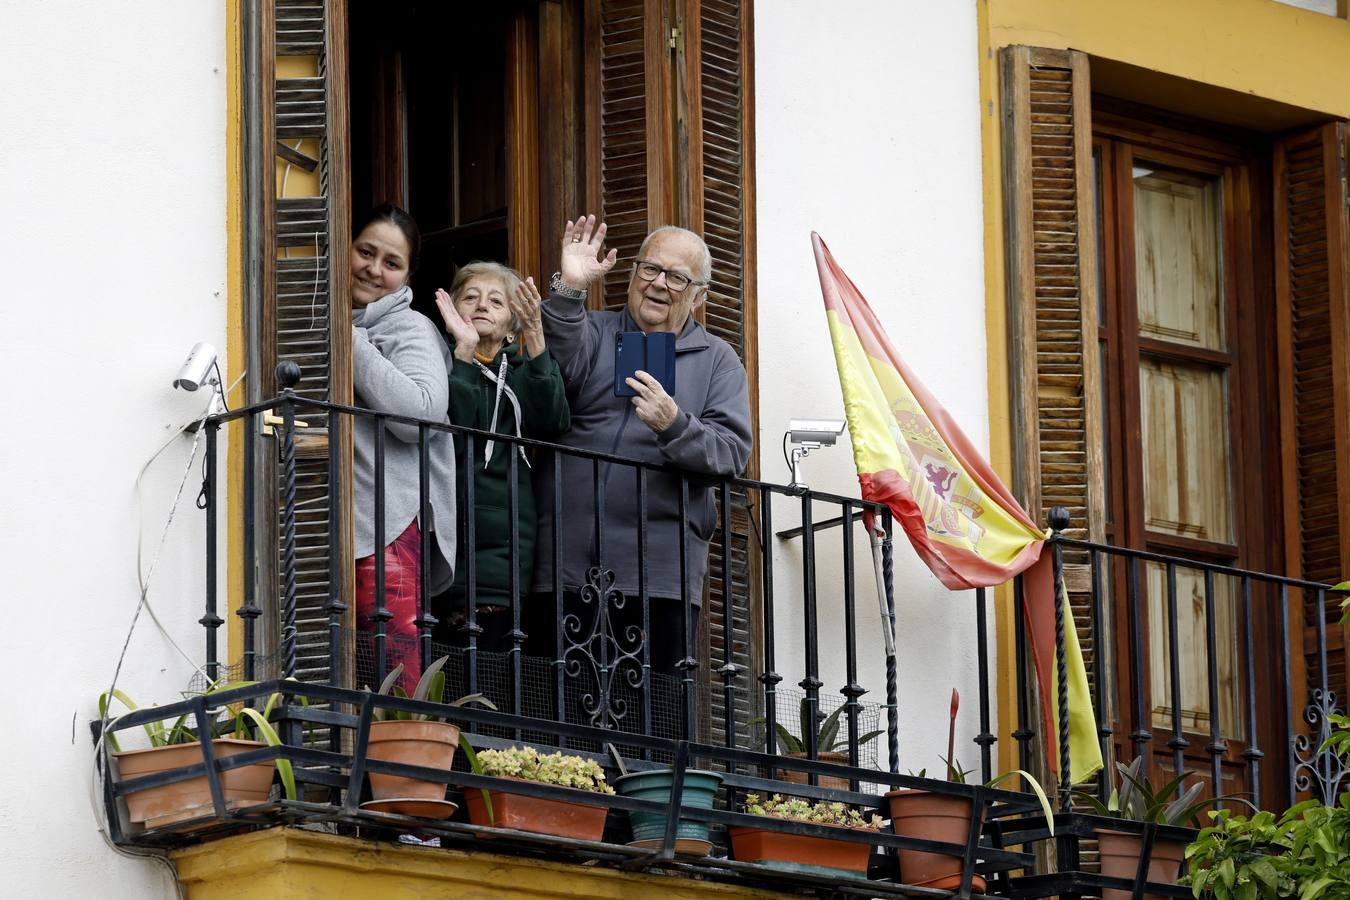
top-left (533, 215), bottom-right (752, 700)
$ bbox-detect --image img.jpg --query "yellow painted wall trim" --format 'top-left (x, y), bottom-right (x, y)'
top-left (225, 0), bottom-right (245, 664)
top-left (172, 827), bottom-right (787, 900)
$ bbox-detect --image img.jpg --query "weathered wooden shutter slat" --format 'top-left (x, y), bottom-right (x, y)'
top-left (1274, 123), bottom-right (1350, 706)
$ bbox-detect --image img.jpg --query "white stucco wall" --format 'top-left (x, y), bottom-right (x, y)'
top-left (755, 1), bottom-right (992, 773)
top-left (0, 2), bottom-right (228, 896)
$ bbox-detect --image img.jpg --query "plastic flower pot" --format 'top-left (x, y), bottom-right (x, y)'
top-left (885, 789), bottom-right (988, 892)
top-left (364, 720), bottom-right (460, 816)
top-left (1096, 829), bottom-right (1187, 900)
top-left (115, 739), bottom-right (274, 829)
top-left (613, 769), bottom-right (723, 855)
top-left (729, 824), bottom-right (873, 877)
top-left (465, 777), bottom-right (609, 842)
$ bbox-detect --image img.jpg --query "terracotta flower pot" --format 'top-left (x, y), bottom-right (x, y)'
top-left (779, 751), bottom-right (852, 791)
top-left (613, 769), bottom-right (723, 856)
top-left (464, 776), bottom-right (609, 842)
top-left (1097, 829), bottom-right (1187, 900)
top-left (365, 720), bottom-right (461, 810)
top-left (729, 824), bottom-right (874, 877)
top-left (885, 789), bottom-right (987, 893)
top-left (115, 739), bottom-right (274, 829)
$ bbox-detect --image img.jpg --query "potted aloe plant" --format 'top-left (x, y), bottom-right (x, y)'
top-left (361, 656), bottom-right (495, 819)
top-left (886, 689), bottom-right (1054, 891)
top-left (460, 746), bottom-right (613, 842)
top-left (756, 700), bottom-right (882, 790)
top-left (102, 684), bottom-right (296, 829)
top-left (1075, 756), bottom-right (1242, 900)
top-left (729, 792), bottom-right (883, 877)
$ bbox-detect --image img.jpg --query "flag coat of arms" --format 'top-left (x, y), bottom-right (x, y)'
top-left (812, 232), bottom-right (1102, 784)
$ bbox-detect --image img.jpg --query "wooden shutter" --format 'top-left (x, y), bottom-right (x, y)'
top-left (247, 0), bottom-right (353, 685)
top-left (584, 0), bottom-right (759, 744)
top-left (1000, 47), bottom-right (1105, 781)
top-left (1274, 123), bottom-right (1350, 706)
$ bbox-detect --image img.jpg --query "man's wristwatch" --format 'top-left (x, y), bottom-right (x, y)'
top-left (550, 272), bottom-right (587, 301)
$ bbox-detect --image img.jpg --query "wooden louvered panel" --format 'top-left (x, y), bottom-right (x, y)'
top-left (695, 0), bottom-right (758, 747)
top-left (1002, 47), bottom-right (1105, 800)
top-left (1274, 124), bottom-right (1350, 706)
top-left (596, 0), bottom-right (653, 312)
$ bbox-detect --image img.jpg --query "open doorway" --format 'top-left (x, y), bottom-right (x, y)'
top-left (348, 1), bottom-right (514, 322)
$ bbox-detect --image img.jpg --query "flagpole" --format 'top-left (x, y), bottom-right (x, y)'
top-left (869, 520), bottom-right (899, 773)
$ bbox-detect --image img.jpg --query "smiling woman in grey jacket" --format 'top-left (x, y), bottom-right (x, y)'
top-left (350, 204), bottom-right (456, 691)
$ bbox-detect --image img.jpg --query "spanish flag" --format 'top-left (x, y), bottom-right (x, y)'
top-left (813, 232), bottom-right (1102, 785)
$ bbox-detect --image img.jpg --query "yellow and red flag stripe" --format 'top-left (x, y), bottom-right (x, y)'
top-left (813, 232), bottom-right (1102, 784)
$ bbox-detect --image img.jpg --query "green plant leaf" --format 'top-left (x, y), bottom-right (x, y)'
top-left (377, 664), bottom-right (406, 697)
top-left (773, 722), bottom-right (803, 755)
top-left (817, 705), bottom-right (845, 752)
top-left (457, 735), bottom-right (493, 825)
top-left (990, 769), bottom-right (1054, 836)
top-left (413, 656), bottom-right (451, 705)
top-left (238, 708), bottom-right (296, 802)
top-left (1071, 789), bottom-right (1112, 818)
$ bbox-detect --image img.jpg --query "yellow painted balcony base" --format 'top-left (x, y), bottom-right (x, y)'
top-left (172, 827), bottom-right (787, 899)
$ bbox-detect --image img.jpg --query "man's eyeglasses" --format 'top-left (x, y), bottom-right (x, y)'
top-left (634, 260), bottom-right (706, 293)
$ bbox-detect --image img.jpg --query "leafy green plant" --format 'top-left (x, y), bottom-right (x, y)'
top-left (469, 746), bottom-right (614, 795)
top-left (744, 792), bottom-right (883, 829)
top-left (366, 656), bottom-right (494, 723)
top-left (1074, 756), bottom-right (1247, 827)
top-left (753, 699), bottom-right (883, 755)
top-left (98, 681), bottom-right (298, 801)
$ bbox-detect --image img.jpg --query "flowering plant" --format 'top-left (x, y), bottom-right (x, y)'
top-left (473, 746), bottom-right (615, 795)
top-left (744, 792), bottom-right (882, 830)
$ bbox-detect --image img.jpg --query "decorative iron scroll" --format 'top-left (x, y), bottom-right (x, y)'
top-left (1293, 689), bottom-right (1347, 806)
top-left (562, 567), bottom-right (647, 730)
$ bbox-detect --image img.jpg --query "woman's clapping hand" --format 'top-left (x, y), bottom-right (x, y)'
top-left (511, 276), bottom-right (547, 358)
top-left (435, 287), bottom-right (480, 363)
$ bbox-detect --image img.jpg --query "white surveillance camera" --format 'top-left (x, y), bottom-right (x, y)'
top-left (788, 418), bottom-right (847, 447)
top-left (173, 342), bottom-right (219, 392)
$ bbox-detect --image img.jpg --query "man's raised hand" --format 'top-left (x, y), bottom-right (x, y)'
top-left (559, 214), bottom-right (618, 291)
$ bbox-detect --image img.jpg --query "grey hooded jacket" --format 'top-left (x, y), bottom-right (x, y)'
top-left (352, 286), bottom-right (457, 593)
top-left (535, 292), bottom-right (752, 603)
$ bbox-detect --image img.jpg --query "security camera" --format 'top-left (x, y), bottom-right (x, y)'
top-left (789, 418), bottom-right (846, 447)
top-left (173, 342), bottom-right (219, 392)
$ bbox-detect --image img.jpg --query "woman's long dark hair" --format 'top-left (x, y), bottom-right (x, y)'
top-left (353, 203), bottom-right (422, 274)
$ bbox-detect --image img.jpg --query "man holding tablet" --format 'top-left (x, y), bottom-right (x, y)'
top-left (533, 215), bottom-right (752, 729)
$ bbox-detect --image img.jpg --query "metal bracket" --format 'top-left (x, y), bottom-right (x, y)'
top-left (260, 409), bottom-right (310, 436)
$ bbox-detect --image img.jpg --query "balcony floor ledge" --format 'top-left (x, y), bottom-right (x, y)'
top-left (170, 826), bottom-right (788, 899)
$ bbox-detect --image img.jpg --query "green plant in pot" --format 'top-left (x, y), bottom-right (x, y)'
top-left (755, 700), bottom-right (883, 790)
top-left (459, 745), bottom-right (614, 842)
top-left (361, 656), bottom-right (495, 819)
top-left (1075, 756), bottom-right (1245, 900)
top-left (101, 683), bottom-right (297, 830)
top-left (886, 689), bottom-right (1054, 892)
top-left (729, 792), bottom-right (883, 878)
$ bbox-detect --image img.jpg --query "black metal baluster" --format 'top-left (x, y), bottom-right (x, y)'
top-left (326, 411), bottom-right (347, 687)
top-left (759, 490), bottom-right (781, 773)
top-left (1049, 507), bottom-right (1071, 807)
top-left (840, 501), bottom-right (863, 786)
top-left (800, 492), bottom-right (822, 784)
top-left (1202, 570), bottom-right (1225, 796)
top-left (637, 466), bottom-right (651, 750)
top-left (278, 364), bottom-right (301, 680)
top-left (508, 447), bottom-right (523, 739)
top-left (464, 434), bottom-right (479, 695)
top-left (1240, 576), bottom-right (1261, 809)
top-left (881, 509), bottom-right (899, 774)
top-left (416, 423), bottom-right (434, 671)
top-left (1013, 574), bottom-right (1034, 775)
top-left (975, 586), bottom-right (994, 785)
top-left (678, 478), bottom-right (696, 740)
top-left (201, 421), bottom-right (222, 682)
top-left (372, 417), bottom-right (389, 684)
top-left (239, 409), bottom-right (260, 680)
top-left (1091, 548), bottom-right (1112, 803)
top-left (1165, 562), bottom-right (1189, 780)
top-left (552, 451), bottom-right (564, 736)
top-left (718, 483), bottom-right (739, 762)
top-left (1128, 556), bottom-right (1151, 760)
top-left (1280, 583), bottom-right (1296, 809)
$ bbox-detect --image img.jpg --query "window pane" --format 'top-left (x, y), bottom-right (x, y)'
top-left (1133, 165), bottom-right (1225, 351)
top-left (1139, 358), bottom-right (1233, 544)
top-left (1147, 564), bottom-right (1244, 739)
